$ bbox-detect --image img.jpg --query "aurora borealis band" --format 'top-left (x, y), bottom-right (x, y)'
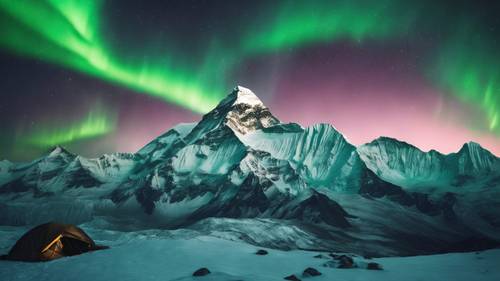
top-left (25, 103), bottom-right (116, 148)
top-left (0, 0), bottom-right (499, 160)
top-left (0, 0), bottom-right (224, 113)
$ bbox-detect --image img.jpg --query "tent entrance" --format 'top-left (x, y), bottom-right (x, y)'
top-left (60, 236), bottom-right (91, 256)
top-left (40, 234), bottom-right (91, 258)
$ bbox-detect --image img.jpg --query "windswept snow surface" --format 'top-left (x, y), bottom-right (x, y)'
top-left (0, 224), bottom-right (498, 281)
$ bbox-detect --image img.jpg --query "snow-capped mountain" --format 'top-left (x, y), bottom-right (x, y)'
top-left (0, 86), bottom-right (499, 256)
top-left (108, 87), bottom-right (352, 228)
top-left (358, 137), bottom-right (500, 191)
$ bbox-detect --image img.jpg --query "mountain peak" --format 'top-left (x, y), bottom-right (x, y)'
top-left (188, 86), bottom-right (280, 138)
top-left (44, 146), bottom-right (76, 165)
top-left (457, 141), bottom-right (497, 160)
top-left (447, 141), bottom-right (499, 175)
top-left (47, 146), bottom-right (73, 158)
top-left (224, 86), bottom-right (280, 134)
top-left (457, 141), bottom-right (490, 156)
top-left (364, 136), bottom-right (422, 152)
top-left (460, 141), bottom-right (482, 150)
top-left (211, 86), bottom-right (264, 111)
top-left (232, 85), bottom-right (265, 107)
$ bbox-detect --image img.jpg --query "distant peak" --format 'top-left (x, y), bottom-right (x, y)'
top-left (198, 86), bottom-right (280, 135)
top-left (455, 141), bottom-right (498, 173)
top-left (231, 86), bottom-right (264, 107)
top-left (464, 141), bottom-right (481, 148)
top-left (458, 141), bottom-right (489, 155)
top-left (368, 136), bottom-right (412, 147)
top-left (371, 136), bottom-right (399, 143)
top-left (47, 146), bottom-right (74, 159)
top-left (48, 145), bottom-right (67, 155)
top-left (360, 136), bottom-right (428, 154)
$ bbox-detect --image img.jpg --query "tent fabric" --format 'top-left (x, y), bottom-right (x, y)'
top-left (1, 222), bottom-right (108, 262)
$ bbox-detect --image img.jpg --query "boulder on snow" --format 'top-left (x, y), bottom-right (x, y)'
top-left (284, 274), bottom-right (301, 281)
top-left (302, 267), bottom-right (322, 277)
top-left (366, 262), bottom-right (383, 270)
top-left (192, 268), bottom-right (211, 276)
top-left (336, 255), bottom-right (355, 268)
top-left (255, 249), bottom-right (268, 255)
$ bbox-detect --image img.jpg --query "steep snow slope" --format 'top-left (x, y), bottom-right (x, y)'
top-left (137, 122), bottom-right (195, 158)
top-left (239, 149), bottom-right (308, 195)
top-left (451, 142), bottom-right (500, 175)
top-left (240, 123), bottom-right (365, 192)
top-left (78, 153), bottom-right (137, 183)
top-left (357, 137), bottom-right (452, 188)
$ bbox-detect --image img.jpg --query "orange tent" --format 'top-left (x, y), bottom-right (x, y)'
top-left (1, 222), bottom-right (108, 262)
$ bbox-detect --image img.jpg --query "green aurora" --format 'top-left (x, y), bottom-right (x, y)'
top-left (24, 104), bottom-right (117, 148)
top-left (430, 26), bottom-right (500, 133)
top-left (240, 0), bottom-right (416, 54)
top-left (0, 0), bottom-right (499, 150)
top-left (0, 0), bottom-right (224, 114)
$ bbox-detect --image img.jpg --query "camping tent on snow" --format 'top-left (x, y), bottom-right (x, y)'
top-left (1, 222), bottom-right (107, 262)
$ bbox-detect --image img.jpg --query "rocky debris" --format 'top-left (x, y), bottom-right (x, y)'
top-left (313, 254), bottom-right (329, 259)
top-left (302, 267), bottom-right (322, 277)
top-left (192, 267), bottom-right (211, 276)
top-left (335, 254), bottom-right (356, 268)
top-left (323, 253), bottom-right (385, 271)
top-left (366, 262), bottom-right (383, 270)
top-left (255, 249), bottom-right (268, 255)
top-left (322, 254), bottom-right (360, 269)
top-left (284, 274), bottom-right (301, 281)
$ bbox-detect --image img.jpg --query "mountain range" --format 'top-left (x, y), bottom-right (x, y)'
top-left (1, 86), bottom-right (499, 256)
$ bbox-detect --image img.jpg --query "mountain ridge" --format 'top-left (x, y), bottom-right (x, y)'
top-left (0, 86), bottom-right (499, 256)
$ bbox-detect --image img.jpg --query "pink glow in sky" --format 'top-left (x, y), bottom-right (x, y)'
top-left (271, 78), bottom-right (500, 156)
top-left (261, 43), bottom-right (500, 156)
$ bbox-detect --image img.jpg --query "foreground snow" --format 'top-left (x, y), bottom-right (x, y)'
top-left (1, 225), bottom-right (499, 281)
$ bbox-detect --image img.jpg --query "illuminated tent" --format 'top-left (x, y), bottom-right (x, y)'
top-left (1, 222), bottom-right (108, 262)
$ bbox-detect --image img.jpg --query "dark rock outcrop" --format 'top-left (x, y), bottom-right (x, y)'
top-left (366, 262), bottom-right (383, 270)
top-left (255, 249), bottom-right (268, 255)
top-left (192, 267), bottom-right (211, 277)
top-left (302, 267), bottom-right (322, 277)
top-left (284, 274), bottom-right (301, 281)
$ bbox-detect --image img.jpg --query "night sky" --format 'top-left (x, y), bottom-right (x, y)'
top-left (1, 0), bottom-right (499, 161)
